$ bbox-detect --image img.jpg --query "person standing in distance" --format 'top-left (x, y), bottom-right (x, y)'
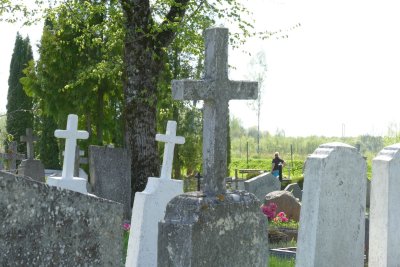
top-left (271, 152), bottom-right (285, 181)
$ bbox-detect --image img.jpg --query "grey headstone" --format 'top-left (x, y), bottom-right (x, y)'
top-left (296, 142), bottom-right (366, 267)
top-left (18, 159), bottom-right (45, 182)
top-left (284, 183), bottom-right (302, 201)
top-left (369, 144), bottom-right (400, 265)
top-left (244, 172), bottom-right (280, 200)
top-left (0, 171), bottom-right (123, 266)
top-left (89, 145), bottom-right (131, 219)
top-left (158, 192), bottom-right (268, 267)
top-left (159, 27), bottom-right (267, 267)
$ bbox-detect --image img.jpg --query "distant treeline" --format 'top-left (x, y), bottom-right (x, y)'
top-left (230, 117), bottom-right (400, 159)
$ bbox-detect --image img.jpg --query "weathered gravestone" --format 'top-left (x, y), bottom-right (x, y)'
top-left (369, 144), bottom-right (400, 266)
top-left (244, 172), bottom-right (280, 200)
top-left (126, 120), bottom-right (184, 267)
top-left (18, 128), bottom-right (45, 182)
top-left (47, 114), bottom-right (89, 194)
top-left (0, 171), bottom-right (123, 266)
top-left (89, 145), bottom-right (131, 219)
top-left (158, 27), bottom-right (268, 267)
top-left (296, 142), bottom-right (366, 267)
top-left (284, 182), bottom-right (302, 201)
top-left (0, 141), bottom-right (25, 172)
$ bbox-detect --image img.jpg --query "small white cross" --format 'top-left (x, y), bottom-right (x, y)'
top-left (156, 121), bottom-right (185, 180)
top-left (55, 114), bottom-right (89, 180)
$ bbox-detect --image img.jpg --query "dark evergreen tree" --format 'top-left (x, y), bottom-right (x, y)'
top-left (6, 33), bottom-right (34, 154)
top-left (38, 115), bottom-right (61, 169)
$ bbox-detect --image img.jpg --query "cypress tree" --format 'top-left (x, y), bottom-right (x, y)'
top-left (38, 115), bottom-right (60, 169)
top-left (6, 33), bottom-right (34, 154)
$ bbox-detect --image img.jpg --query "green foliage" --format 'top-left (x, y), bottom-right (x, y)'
top-left (37, 115), bottom-right (60, 169)
top-left (21, 1), bottom-right (125, 147)
top-left (0, 114), bottom-right (7, 151)
top-left (229, 158), bottom-right (304, 179)
top-left (269, 255), bottom-right (296, 267)
top-left (270, 219), bottom-right (299, 230)
top-left (6, 32), bottom-right (34, 153)
top-left (122, 230), bottom-right (129, 264)
top-left (0, 0), bottom-right (46, 24)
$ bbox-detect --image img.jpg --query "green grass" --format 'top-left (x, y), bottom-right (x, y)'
top-left (122, 230), bottom-right (129, 264)
top-left (269, 255), bottom-right (296, 267)
top-left (229, 158), bottom-right (305, 180)
top-left (270, 219), bottom-right (299, 230)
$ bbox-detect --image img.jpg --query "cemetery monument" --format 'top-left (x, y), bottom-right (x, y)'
top-left (18, 128), bottom-right (45, 182)
top-left (296, 142), bottom-right (366, 267)
top-left (158, 27), bottom-right (268, 267)
top-left (47, 114), bottom-right (89, 194)
top-left (126, 120), bottom-right (185, 267)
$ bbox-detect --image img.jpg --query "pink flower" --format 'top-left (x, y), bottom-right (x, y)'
top-left (261, 202), bottom-right (278, 220)
top-left (123, 222), bottom-right (131, 231)
top-left (277, 212), bottom-right (286, 218)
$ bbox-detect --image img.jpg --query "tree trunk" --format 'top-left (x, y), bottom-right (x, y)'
top-left (122, 1), bottom-right (161, 194)
top-left (120, 0), bottom-right (189, 196)
top-left (96, 84), bottom-right (104, 145)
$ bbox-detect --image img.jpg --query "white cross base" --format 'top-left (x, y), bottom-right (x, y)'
top-left (47, 176), bottom-right (88, 194)
top-left (47, 114), bottom-right (89, 194)
top-left (156, 120), bottom-right (185, 180)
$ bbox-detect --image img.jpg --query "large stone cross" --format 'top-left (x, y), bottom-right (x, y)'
top-left (20, 128), bottom-right (38, 159)
top-left (0, 141), bottom-right (25, 171)
top-left (172, 27), bottom-right (258, 195)
top-left (156, 120), bottom-right (185, 180)
top-left (55, 114), bottom-right (89, 180)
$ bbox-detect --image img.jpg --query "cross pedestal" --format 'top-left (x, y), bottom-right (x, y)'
top-left (47, 114), bottom-right (89, 194)
top-left (126, 120), bottom-right (185, 267)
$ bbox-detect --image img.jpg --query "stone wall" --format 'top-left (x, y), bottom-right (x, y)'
top-left (0, 171), bottom-right (124, 266)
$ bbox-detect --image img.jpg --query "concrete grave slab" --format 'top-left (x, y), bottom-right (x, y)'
top-left (0, 171), bottom-right (123, 266)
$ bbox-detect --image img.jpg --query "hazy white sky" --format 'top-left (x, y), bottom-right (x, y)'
top-left (1, 0), bottom-right (400, 137)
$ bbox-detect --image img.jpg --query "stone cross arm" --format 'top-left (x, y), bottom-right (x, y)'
top-left (172, 80), bottom-right (258, 101)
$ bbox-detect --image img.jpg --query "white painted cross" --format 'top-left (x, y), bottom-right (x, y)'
top-left (156, 121), bottom-right (185, 180)
top-left (62, 147), bottom-right (88, 176)
top-left (55, 114), bottom-right (89, 180)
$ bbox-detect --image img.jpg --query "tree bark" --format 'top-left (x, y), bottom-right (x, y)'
top-left (120, 0), bottom-right (190, 195)
top-left (122, 0), bottom-right (159, 194)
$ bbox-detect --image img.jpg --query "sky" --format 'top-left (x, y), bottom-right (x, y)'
top-left (1, 0), bottom-right (400, 137)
